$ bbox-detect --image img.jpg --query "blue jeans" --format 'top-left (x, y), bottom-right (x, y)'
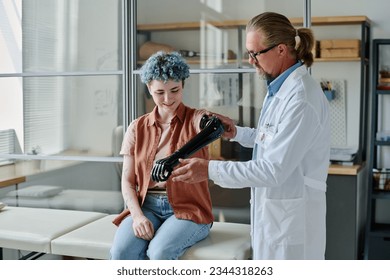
top-left (110, 194), bottom-right (212, 260)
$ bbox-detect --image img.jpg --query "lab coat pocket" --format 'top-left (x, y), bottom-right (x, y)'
top-left (261, 197), bottom-right (305, 245)
top-left (257, 125), bottom-right (275, 150)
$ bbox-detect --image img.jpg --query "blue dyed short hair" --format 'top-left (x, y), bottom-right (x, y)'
top-left (140, 51), bottom-right (190, 84)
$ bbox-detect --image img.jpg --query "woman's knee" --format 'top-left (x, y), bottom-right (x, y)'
top-left (110, 242), bottom-right (148, 260)
top-left (110, 235), bottom-right (149, 260)
top-left (147, 244), bottom-right (179, 260)
top-left (110, 245), bottom-right (126, 260)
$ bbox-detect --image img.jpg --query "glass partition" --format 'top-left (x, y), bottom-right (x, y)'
top-left (0, 0), bottom-right (126, 223)
top-left (22, 75), bottom-right (122, 157)
top-left (22, 0), bottom-right (122, 73)
top-left (0, 0), bottom-right (125, 161)
top-left (136, 0), bottom-right (260, 70)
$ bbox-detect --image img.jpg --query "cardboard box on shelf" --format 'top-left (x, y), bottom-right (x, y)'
top-left (320, 39), bottom-right (360, 49)
top-left (319, 39), bottom-right (360, 58)
top-left (321, 48), bottom-right (360, 58)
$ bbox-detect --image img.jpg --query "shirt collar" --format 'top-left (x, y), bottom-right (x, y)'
top-left (267, 61), bottom-right (302, 97)
top-left (146, 102), bottom-right (186, 126)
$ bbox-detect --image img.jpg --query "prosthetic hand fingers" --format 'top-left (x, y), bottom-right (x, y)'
top-left (151, 160), bottom-right (162, 182)
top-left (154, 164), bottom-right (166, 182)
top-left (151, 151), bottom-right (182, 182)
top-left (159, 163), bottom-right (173, 182)
top-left (151, 158), bottom-right (173, 182)
top-left (151, 161), bottom-right (163, 182)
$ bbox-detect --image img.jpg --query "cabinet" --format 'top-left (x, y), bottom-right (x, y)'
top-left (364, 39), bottom-right (390, 259)
top-left (326, 165), bottom-right (367, 259)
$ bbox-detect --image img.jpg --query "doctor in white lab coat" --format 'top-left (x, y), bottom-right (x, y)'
top-left (172, 12), bottom-right (330, 260)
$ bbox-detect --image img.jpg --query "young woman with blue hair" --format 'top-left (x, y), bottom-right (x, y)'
top-left (110, 51), bottom-right (213, 260)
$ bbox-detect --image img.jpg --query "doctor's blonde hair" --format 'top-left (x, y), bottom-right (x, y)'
top-left (246, 12), bottom-right (315, 67)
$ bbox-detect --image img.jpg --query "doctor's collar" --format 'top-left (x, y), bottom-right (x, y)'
top-left (267, 61), bottom-right (302, 96)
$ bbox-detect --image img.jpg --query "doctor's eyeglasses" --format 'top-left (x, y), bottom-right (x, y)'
top-left (247, 44), bottom-right (278, 63)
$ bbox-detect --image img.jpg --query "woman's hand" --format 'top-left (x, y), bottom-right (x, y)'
top-left (132, 214), bottom-right (155, 241)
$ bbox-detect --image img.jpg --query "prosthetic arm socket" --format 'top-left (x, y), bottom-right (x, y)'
top-left (151, 115), bottom-right (224, 182)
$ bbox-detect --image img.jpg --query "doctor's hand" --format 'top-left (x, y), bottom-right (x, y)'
top-left (132, 214), bottom-right (154, 241)
top-left (171, 158), bottom-right (209, 184)
top-left (207, 112), bottom-right (236, 139)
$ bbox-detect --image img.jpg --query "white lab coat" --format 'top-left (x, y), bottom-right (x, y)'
top-left (209, 65), bottom-right (330, 259)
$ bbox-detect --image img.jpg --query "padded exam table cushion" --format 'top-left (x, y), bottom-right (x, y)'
top-left (180, 221), bottom-right (251, 260)
top-left (0, 207), bottom-right (251, 260)
top-left (0, 206), bottom-right (106, 253)
top-left (51, 215), bottom-right (117, 259)
top-left (51, 215), bottom-right (251, 260)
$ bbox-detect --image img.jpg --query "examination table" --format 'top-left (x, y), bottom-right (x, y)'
top-left (0, 206), bottom-right (251, 260)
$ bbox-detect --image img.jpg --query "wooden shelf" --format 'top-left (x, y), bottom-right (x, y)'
top-left (328, 164), bottom-right (364, 176)
top-left (137, 15), bottom-right (370, 32)
top-left (315, 57), bottom-right (361, 62)
top-left (138, 57), bottom-right (361, 66)
top-left (138, 20), bottom-right (246, 31)
top-left (291, 15), bottom-right (370, 26)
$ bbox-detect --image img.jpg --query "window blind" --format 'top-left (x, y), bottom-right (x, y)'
top-left (22, 1), bottom-right (66, 155)
top-left (0, 129), bottom-right (15, 165)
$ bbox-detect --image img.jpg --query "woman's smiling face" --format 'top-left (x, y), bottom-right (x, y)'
top-left (148, 79), bottom-right (183, 116)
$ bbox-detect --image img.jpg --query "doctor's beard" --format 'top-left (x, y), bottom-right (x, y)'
top-left (255, 65), bottom-right (273, 81)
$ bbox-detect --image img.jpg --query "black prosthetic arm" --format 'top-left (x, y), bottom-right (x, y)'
top-left (150, 115), bottom-right (224, 182)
